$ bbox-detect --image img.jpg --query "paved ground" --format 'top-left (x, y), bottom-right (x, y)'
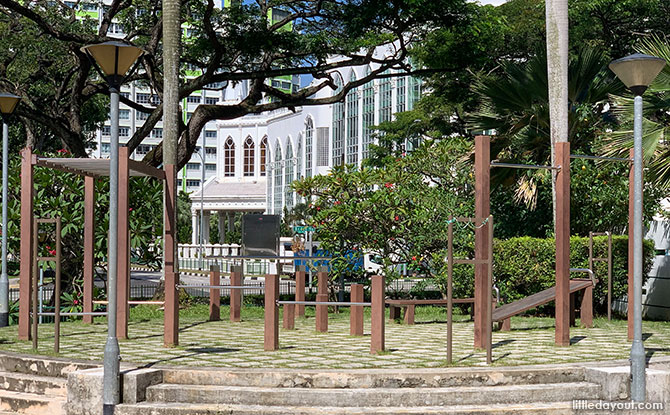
top-left (0, 307), bottom-right (668, 369)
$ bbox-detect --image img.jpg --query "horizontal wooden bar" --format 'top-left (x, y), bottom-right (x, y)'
top-left (37, 257), bottom-right (57, 262)
top-left (277, 301), bottom-right (372, 307)
top-left (454, 259), bottom-right (490, 265)
top-left (128, 159), bottom-right (165, 179)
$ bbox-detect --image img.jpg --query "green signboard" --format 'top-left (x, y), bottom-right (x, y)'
top-left (293, 226), bottom-right (315, 234)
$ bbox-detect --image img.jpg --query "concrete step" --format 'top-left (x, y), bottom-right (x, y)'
top-left (115, 401), bottom-right (576, 415)
top-left (0, 389), bottom-right (65, 415)
top-left (0, 370), bottom-right (67, 396)
top-left (0, 352), bottom-right (98, 379)
top-left (146, 382), bottom-right (601, 407)
top-left (162, 366), bottom-right (586, 388)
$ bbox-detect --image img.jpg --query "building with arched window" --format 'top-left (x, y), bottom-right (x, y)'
top-left (179, 58), bottom-right (422, 244)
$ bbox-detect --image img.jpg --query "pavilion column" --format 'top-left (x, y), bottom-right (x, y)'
top-left (474, 135), bottom-right (490, 349)
top-left (83, 176), bottom-right (96, 324)
top-left (227, 212), bottom-right (235, 233)
top-left (117, 147), bottom-right (130, 339)
top-left (191, 211), bottom-right (198, 245)
top-left (18, 148), bottom-right (34, 341)
top-left (164, 164), bottom-right (179, 347)
top-left (202, 211), bottom-right (210, 245)
top-left (217, 212), bottom-right (225, 243)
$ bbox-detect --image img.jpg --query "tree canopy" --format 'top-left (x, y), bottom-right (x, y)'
top-left (0, 0), bottom-right (472, 167)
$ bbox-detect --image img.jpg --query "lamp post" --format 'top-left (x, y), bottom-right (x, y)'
top-left (0, 93), bottom-right (20, 328)
top-left (81, 41), bottom-right (143, 415)
top-left (609, 53), bottom-right (666, 402)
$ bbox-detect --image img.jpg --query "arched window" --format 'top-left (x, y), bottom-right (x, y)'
top-left (244, 137), bottom-right (255, 176)
top-left (273, 141), bottom-right (283, 215)
top-left (224, 137), bottom-right (235, 177)
top-left (260, 136), bottom-right (268, 176)
top-left (296, 133), bottom-right (303, 182)
top-left (305, 118), bottom-right (314, 178)
top-left (346, 71), bottom-right (359, 165)
top-left (284, 139), bottom-right (294, 211)
top-left (332, 72), bottom-right (345, 166)
top-left (362, 66), bottom-right (375, 160)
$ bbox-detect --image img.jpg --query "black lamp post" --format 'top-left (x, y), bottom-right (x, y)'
top-left (0, 93), bottom-right (20, 328)
top-left (609, 52), bottom-right (666, 403)
top-left (81, 40), bottom-right (143, 415)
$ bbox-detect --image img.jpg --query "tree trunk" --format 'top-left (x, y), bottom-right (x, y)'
top-left (162, 0), bottom-right (180, 288)
top-left (545, 0), bottom-right (569, 230)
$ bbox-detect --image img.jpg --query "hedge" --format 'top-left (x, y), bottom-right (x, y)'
top-left (492, 235), bottom-right (653, 316)
top-left (430, 235), bottom-right (653, 316)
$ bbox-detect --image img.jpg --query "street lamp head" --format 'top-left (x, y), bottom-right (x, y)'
top-left (0, 93), bottom-right (21, 116)
top-left (81, 41), bottom-right (144, 88)
top-left (609, 53), bottom-right (666, 96)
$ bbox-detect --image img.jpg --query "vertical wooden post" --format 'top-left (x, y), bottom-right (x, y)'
top-left (117, 147), bottom-right (130, 340)
top-left (628, 148), bottom-right (635, 340)
top-left (474, 135), bottom-right (490, 349)
top-left (555, 142), bottom-right (571, 346)
top-left (370, 275), bottom-right (385, 354)
top-left (295, 265), bottom-right (306, 317)
top-left (209, 265), bottom-right (220, 321)
top-left (315, 266), bottom-right (328, 333)
top-left (83, 176), bottom-right (96, 324)
top-left (581, 285), bottom-right (593, 328)
top-left (19, 148), bottom-right (34, 341)
top-left (230, 265), bottom-right (242, 322)
top-left (282, 304), bottom-right (295, 330)
top-left (264, 273), bottom-right (279, 351)
top-left (164, 164), bottom-right (179, 347)
top-left (350, 283), bottom-right (364, 336)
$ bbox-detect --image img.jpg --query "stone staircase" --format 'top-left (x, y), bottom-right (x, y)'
top-left (114, 366), bottom-right (604, 414)
top-left (0, 352), bottom-right (97, 415)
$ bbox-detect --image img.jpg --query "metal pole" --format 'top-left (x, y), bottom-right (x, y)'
top-left (607, 232), bottom-right (612, 321)
top-left (103, 87), bottom-right (121, 414)
top-left (200, 136), bottom-right (205, 270)
top-left (0, 120), bottom-right (9, 327)
top-left (630, 94), bottom-right (646, 402)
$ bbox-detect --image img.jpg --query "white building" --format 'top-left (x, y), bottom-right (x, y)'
top-left (188, 62), bottom-right (422, 244)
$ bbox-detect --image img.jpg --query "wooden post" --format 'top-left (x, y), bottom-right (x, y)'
top-left (295, 265), bottom-right (306, 317)
top-left (628, 148), bottom-right (635, 340)
top-left (209, 265), bottom-right (220, 321)
top-left (164, 165), bottom-right (179, 347)
top-left (315, 266), bottom-right (328, 333)
top-left (581, 285), bottom-right (593, 328)
top-left (264, 273), bottom-right (279, 351)
top-left (370, 275), bottom-right (385, 354)
top-left (117, 147), bottom-right (130, 340)
top-left (404, 305), bottom-right (415, 325)
top-left (570, 293), bottom-right (576, 327)
top-left (19, 148), bottom-right (34, 340)
top-left (282, 304), bottom-right (295, 330)
top-left (230, 265), bottom-right (242, 322)
top-left (83, 176), bottom-right (95, 324)
top-left (350, 283), bottom-right (364, 336)
top-left (474, 135), bottom-right (490, 349)
top-left (555, 142), bottom-right (571, 346)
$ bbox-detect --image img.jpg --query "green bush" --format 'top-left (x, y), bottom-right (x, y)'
top-left (493, 235), bottom-right (654, 316)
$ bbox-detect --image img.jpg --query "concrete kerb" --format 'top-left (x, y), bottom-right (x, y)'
top-left (3, 351), bottom-right (670, 413)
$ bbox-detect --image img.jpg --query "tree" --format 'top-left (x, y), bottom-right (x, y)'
top-left (0, 0), bottom-right (471, 168)
top-left (467, 47), bottom-right (622, 205)
top-left (602, 35), bottom-right (670, 189)
top-left (293, 138), bottom-right (473, 280)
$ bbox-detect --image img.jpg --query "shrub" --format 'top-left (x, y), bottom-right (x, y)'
top-left (493, 235), bottom-right (653, 316)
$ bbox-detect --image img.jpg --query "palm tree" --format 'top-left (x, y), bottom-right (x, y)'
top-left (468, 48), bottom-right (621, 206)
top-left (602, 36), bottom-right (670, 189)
